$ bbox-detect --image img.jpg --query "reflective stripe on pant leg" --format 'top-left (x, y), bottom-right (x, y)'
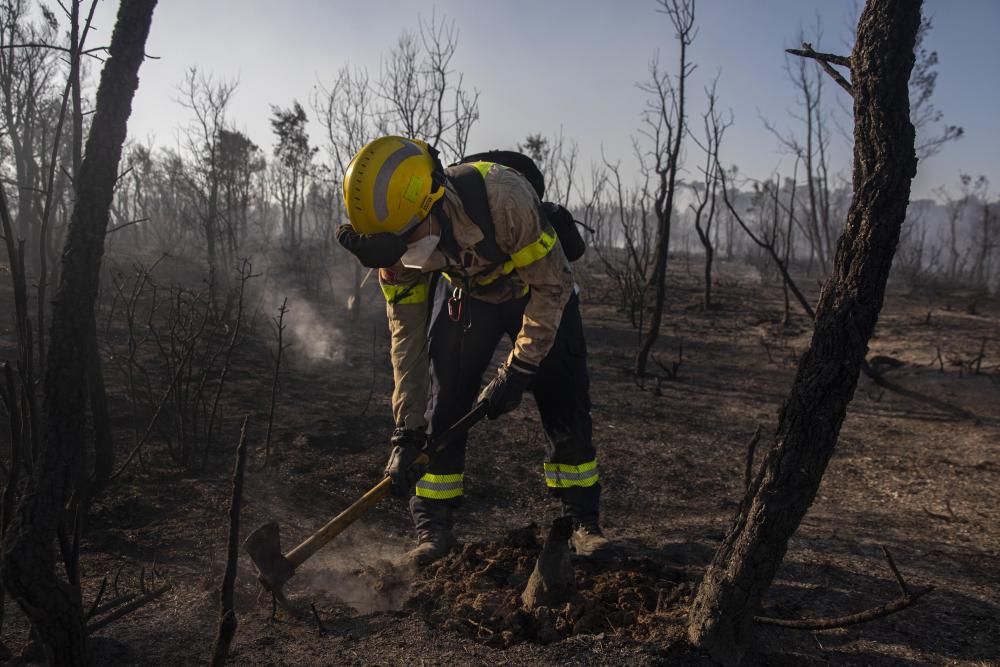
top-left (415, 472), bottom-right (464, 499)
top-left (543, 460), bottom-right (599, 488)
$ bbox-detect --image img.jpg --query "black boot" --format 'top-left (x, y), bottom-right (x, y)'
top-left (561, 486), bottom-right (611, 558)
top-left (405, 496), bottom-right (455, 567)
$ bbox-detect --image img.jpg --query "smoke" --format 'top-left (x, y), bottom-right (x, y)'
top-left (280, 294), bottom-right (345, 365)
top-left (296, 523), bottom-right (416, 614)
top-left (248, 260), bottom-right (347, 366)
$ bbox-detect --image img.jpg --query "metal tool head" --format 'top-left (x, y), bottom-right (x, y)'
top-left (244, 521), bottom-right (296, 592)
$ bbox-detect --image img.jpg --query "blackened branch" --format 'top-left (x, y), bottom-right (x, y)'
top-left (786, 42), bottom-right (853, 96)
top-left (755, 545), bottom-right (933, 630)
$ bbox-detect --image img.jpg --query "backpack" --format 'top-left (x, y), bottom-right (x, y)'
top-left (448, 150), bottom-right (587, 263)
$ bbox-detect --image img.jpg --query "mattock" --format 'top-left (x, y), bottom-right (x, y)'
top-left (244, 402), bottom-right (488, 609)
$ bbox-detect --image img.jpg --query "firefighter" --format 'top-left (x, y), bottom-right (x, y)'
top-left (337, 136), bottom-right (608, 565)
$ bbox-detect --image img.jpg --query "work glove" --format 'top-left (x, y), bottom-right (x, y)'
top-left (384, 428), bottom-right (427, 498)
top-left (336, 224), bottom-right (408, 269)
top-left (477, 359), bottom-right (536, 420)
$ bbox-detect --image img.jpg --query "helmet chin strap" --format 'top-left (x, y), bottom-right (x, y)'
top-left (426, 142), bottom-right (448, 194)
top-left (431, 197), bottom-right (460, 258)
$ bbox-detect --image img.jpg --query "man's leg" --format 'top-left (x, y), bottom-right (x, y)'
top-left (407, 293), bottom-right (504, 565)
top-left (526, 293), bottom-right (609, 556)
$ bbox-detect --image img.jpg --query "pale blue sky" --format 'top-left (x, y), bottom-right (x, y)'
top-left (90, 0), bottom-right (999, 200)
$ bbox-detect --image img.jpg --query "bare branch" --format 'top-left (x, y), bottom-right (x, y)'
top-left (754, 586), bottom-right (933, 630)
top-left (786, 42), bottom-right (853, 96)
top-left (86, 584), bottom-right (171, 634)
top-left (756, 545), bottom-right (932, 631)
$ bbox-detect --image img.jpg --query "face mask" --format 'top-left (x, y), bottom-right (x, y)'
top-left (400, 234), bottom-right (441, 269)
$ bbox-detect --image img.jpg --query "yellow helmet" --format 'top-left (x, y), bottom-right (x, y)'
top-left (342, 136), bottom-right (445, 236)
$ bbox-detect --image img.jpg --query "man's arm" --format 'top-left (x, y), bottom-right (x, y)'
top-left (490, 168), bottom-right (575, 370)
top-left (380, 266), bottom-right (433, 430)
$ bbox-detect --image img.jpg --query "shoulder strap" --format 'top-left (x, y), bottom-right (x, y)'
top-left (448, 164), bottom-right (509, 264)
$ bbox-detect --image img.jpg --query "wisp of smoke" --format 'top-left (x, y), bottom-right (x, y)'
top-left (296, 523), bottom-right (416, 614)
top-left (282, 295), bottom-right (345, 364)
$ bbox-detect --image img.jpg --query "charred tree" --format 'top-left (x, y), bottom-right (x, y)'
top-left (686, 1), bottom-right (920, 664)
top-left (0, 2), bottom-right (157, 663)
top-left (689, 77), bottom-right (729, 311)
top-left (635, 0), bottom-right (694, 376)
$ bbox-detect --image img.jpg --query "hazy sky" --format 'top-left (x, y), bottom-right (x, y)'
top-left (88, 0), bottom-right (999, 201)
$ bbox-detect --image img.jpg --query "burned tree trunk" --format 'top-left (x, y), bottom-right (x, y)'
top-left (686, 1), bottom-right (920, 664)
top-left (0, 2), bottom-right (157, 663)
top-left (634, 0), bottom-right (694, 377)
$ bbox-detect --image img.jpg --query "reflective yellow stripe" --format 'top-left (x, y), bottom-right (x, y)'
top-left (477, 226), bottom-right (558, 286)
top-left (545, 460), bottom-right (597, 473)
top-left (544, 460), bottom-right (599, 488)
top-left (415, 472), bottom-right (464, 499)
top-left (380, 282), bottom-right (428, 304)
top-left (510, 226), bottom-right (557, 268)
top-left (471, 161), bottom-right (493, 178)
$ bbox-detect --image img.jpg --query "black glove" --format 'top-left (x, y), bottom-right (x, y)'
top-left (477, 359), bottom-right (536, 420)
top-left (384, 428), bottom-right (427, 497)
top-left (336, 224), bottom-right (408, 269)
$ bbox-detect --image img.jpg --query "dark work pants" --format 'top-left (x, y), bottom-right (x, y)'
top-left (414, 289), bottom-right (600, 523)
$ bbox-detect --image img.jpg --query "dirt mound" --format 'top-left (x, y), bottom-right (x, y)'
top-left (404, 524), bottom-right (690, 647)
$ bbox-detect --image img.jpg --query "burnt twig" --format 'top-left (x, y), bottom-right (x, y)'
top-left (786, 42), bottom-right (853, 96)
top-left (111, 311), bottom-right (206, 480)
top-left (881, 545), bottom-right (910, 597)
top-left (932, 346), bottom-right (944, 372)
top-left (86, 584), bottom-right (171, 634)
top-left (113, 563), bottom-right (126, 597)
top-left (754, 545), bottom-right (933, 630)
top-left (744, 426), bottom-right (762, 493)
top-left (974, 337), bottom-right (987, 375)
top-left (310, 603), bottom-right (328, 636)
top-left (210, 416), bottom-right (250, 667)
top-left (84, 577), bottom-right (109, 622)
top-left (754, 586), bottom-right (933, 630)
top-left (653, 342), bottom-right (684, 380)
top-left (260, 298), bottom-right (289, 470)
top-left (205, 259), bottom-right (256, 460)
top-left (88, 592), bottom-right (139, 619)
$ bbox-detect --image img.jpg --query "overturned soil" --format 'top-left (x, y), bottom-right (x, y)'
top-left (405, 524), bottom-right (689, 648)
top-left (1, 252), bottom-right (999, 665)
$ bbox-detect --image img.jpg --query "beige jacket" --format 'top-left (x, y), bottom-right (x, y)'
top-left (379, 163), bottom-right (575, 430)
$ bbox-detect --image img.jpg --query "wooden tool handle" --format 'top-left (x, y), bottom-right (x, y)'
top-left (283, 402), bottom-right (487, 569)
top-left (285, 476), bottom-right (393, 568)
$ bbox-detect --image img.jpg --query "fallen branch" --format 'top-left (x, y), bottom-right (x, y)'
top-left (754, 545), bottom-right (933, 631)
top-left (755, 585), bottom-right (933, 630)
top-left (88, 592), bottom-right (138, 619)
top-left (86, 584), bottom-right (171, 634)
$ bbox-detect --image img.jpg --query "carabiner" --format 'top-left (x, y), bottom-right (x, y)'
top-left (448, 287), bottom-right (463, 323)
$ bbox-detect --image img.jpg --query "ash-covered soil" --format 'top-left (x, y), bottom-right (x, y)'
top-left (1, 255), bottom-right (999, 665)
top-left (404, 524), bottom-right (689, 647)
